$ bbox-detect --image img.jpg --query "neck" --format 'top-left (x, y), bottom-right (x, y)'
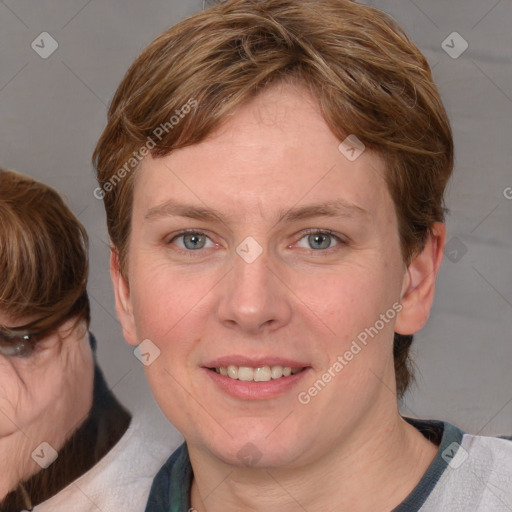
top-left (189, 400), bottom-right (438, 512)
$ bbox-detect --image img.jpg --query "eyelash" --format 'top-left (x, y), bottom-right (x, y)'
top-left (167, 228), bottom-right (347, 256)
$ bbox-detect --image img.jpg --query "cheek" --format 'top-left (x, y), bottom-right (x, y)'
top-left (0, 362), bottom-right (49, 431)
top-left (129, 240), bottom-right (221, 328)
top-left (133, 270), bottom-right (198, 334)
top-left (129, 260), bottom-right (217, 370)
top-left (296, 260), bottom-right (399, 343)
top-left (0, 365), bottom-right (21, 433)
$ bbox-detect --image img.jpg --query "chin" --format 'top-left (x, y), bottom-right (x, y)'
top-left (194, 424), bottom-right (307, 469)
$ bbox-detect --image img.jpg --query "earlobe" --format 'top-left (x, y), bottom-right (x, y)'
top-left (395, 223), bottom-right (446, 335)
top-left (110, 250), bottom-right (138, 346)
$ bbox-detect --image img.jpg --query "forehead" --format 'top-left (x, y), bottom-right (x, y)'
top-left (0, 311), bottom-right (17, 327)
top-left (133, 82), bottom-right (391, 223)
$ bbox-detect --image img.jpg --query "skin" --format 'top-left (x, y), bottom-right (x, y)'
top-left (0, 316), bottom-right (94, 499)
top-left (112, 82), bottom-right (446, 511)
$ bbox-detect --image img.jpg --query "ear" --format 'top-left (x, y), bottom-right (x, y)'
top-left (110, 249), bottom-right (138, 347)
top-left (395, 222), bottom-right (446, 335)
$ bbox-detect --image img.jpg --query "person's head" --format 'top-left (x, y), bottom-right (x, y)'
top-left (94, 0), bottom-right (452, 468)
top-left (0, 169), bottom-right (93, 460)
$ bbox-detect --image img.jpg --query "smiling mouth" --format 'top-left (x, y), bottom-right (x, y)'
top-left (208, 365), bottom-right (307, 382)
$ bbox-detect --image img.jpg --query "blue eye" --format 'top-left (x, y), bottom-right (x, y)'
top-left (170, 231), bottom-right (215, 251)
top-left (296, 230), bottom-right (343, 250)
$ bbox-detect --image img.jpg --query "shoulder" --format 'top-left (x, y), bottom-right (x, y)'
top-left (33, 412), bottom-right (182, 512)
top-left (423, 428), bottom-right (512, 511)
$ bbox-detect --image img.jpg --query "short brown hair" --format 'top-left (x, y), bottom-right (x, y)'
top-left (93, 0), bottom-right (454, 398)
top-left (0, 169), bottom-right (90, 335)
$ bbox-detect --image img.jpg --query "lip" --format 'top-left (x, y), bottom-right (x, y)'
top-left (202, 365), bottom-right (312, 400)
top-left (203, 355), bottom-right (310, 370)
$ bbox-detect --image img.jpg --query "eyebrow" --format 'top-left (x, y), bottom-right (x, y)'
top-left (280, 201), bottom-right (369, 223)
top-left (144, 198), bottom-right (370, 224)
top-left (145, 200), bottom-right (223, 223)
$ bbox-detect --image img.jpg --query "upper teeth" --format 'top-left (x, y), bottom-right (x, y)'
top-left (215, 365), bottom-right (301, 382)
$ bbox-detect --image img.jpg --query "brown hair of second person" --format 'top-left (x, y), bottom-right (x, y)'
top-left (0, 169), bottom-right (90, 337)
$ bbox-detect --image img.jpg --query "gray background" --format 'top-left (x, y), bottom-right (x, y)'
top-left (0, 0), bottom-right (510, 439)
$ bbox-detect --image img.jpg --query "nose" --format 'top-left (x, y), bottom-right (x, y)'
top-left (216, 247), bottom-right (293, 335)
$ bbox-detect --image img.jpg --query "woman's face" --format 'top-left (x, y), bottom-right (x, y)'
top-left (0, 316), bottom-right (94, 440)
top-left (116, 83), bottom-right (414, 468)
